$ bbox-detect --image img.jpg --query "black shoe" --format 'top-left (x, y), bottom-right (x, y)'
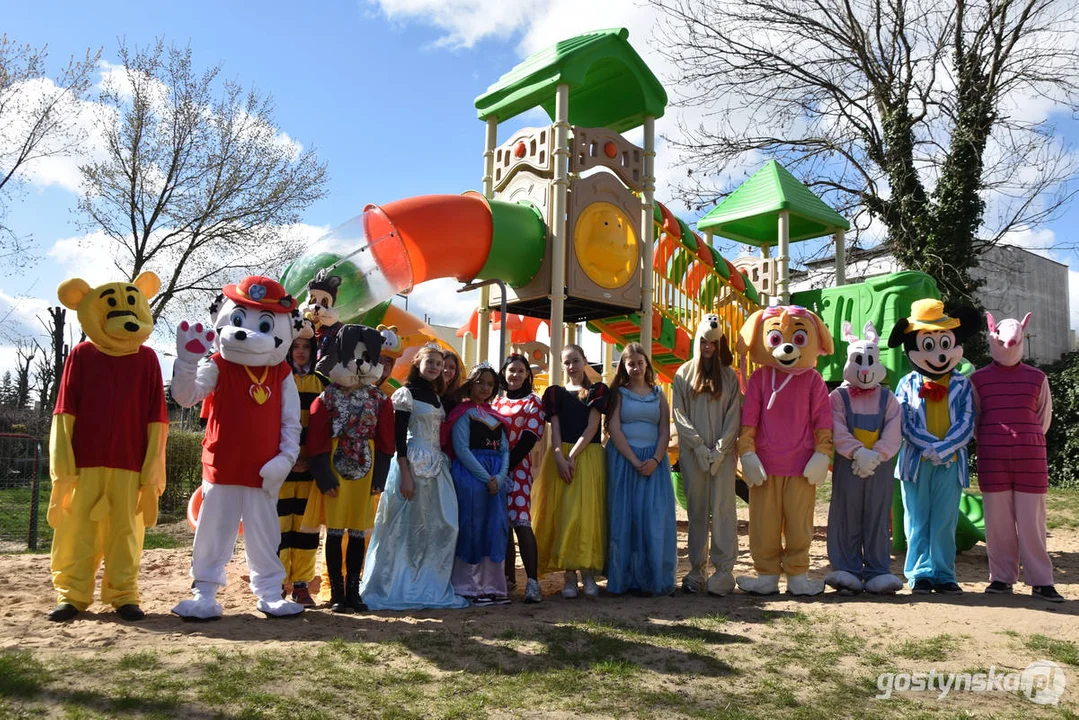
top-left (116, 604), bottom-right (146, 621)
top-left (47, 603), bottom-right (79, 622)
top-left (329, 574), bottom-right (348, 613)
top-left (912, 579), bottom-right (933, 595)
top-left (1032, 585), bottom-right (1065, 603)
top-left (344, 574), bottom-right (367, 613)
top-left (933, 582), bottom-right (963, 595)
top-left (985, 581), bottom-right (1013, 595)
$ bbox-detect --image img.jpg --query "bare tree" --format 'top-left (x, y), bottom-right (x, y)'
top-left (650, 0), bottom-right (1079, 307)
top-left (13, 341), bottom-right (34, 409)
top-left (0, 35), bottom-right (99, 269)
top-left (78, 39), bottom-right (329, 323)
top-left (31, 339), bottom-right (54, 411)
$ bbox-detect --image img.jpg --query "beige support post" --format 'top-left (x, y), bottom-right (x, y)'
top-left (761, 243), bottom-right (770, 259)
top-left (548, 85), bottom-right (574, 388)
top-left (834, 228), bottom-right (846, 286)
top-left (777, 210), bottom-right (791, 304)
top-left (478, 116), bottom-right (498, 365)
top-left (639, 116), bottom-right (656, 359)
top-left (463, 333), bottom-right (476, 368)
top-left (603, 339), bottom-right (615, 383)
top-left (566, 323), bottom-right (577, 345)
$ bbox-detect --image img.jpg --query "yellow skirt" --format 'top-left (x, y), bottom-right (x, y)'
top-left (301, 439), bottom-right (378, 532)
top-left (533, 442), bottom-right (607, 575)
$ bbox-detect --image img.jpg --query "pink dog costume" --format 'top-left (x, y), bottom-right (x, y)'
top-left (970, 312), bottom-right (1062, 602)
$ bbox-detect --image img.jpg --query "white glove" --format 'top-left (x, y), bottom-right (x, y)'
top-left (803, 452), bottom-right (830, 486)
top-left (260, 454), bottom-right (293, 498)
top-left (176, 321), bottom-right (215, 365)
top-left (709, 449), bottom-right (726, 476)
top-left (922, 447), bottom-right (943, 465)
top-left (851, 448), bottom-right (881, 478)
top-left (740, 452), bottom-right (767, 487)
top-left (693, 445), bottom-right (711, 472)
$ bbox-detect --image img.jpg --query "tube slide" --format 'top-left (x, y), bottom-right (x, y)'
top-left (282, 192), bottom-right (546, 320)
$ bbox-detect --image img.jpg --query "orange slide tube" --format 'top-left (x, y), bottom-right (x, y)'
top-left (364, 193), bottom-right (494, 291)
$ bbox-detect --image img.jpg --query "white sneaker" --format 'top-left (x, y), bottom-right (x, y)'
top-left (581, 571), bottom-right (599, 598)
top-left (562, 571), bottom-right (579, 599)
top-left (525, 578), bottom-right (542, 603)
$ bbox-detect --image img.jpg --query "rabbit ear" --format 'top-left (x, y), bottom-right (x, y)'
top-left (1020, 312), bottom-right (1031, 330)
top-left (841, 321), bottom-right (858, 344)
top-left (986, 311), bottom-right (997, 334)
top-left (862, 320), bottom-right (879, 344)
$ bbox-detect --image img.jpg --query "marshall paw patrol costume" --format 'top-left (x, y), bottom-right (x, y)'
top-left (170, 276), bottom-right (304, 619)
top-left (47, 272), bottom-right (168, 622)
top-left (888, 299), bottom-right (979, 595)
top-left (736, 306), bottom-right (834, 597)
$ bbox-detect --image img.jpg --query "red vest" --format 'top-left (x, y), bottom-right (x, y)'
top-left (202, 354), bottom-right (291, 487)
top-left (970, 362), bottom-right (1048, 493)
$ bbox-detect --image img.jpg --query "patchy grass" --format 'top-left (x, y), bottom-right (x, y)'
top-left (0, 613), bottom-right (1074, 720)
top-left (893, 634), bottom-right (960, 662)
top-left (1024, 634), bottom-right (1079, 666)
top-left (1046, 489), bottom-right (1079, 530)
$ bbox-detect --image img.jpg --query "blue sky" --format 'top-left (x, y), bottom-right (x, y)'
top-left (3, 0), bottom-right (1078, 374)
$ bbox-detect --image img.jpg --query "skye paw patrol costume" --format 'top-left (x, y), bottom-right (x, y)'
top-left (735, 306), bottom-right (833, 596)
top-left (888, 299), bottom-right (980, 595)
top-left (170, 276), bottom-right (304, 619)
top-left (825, 321), bottom-right (903, 595)
top-left (47, 272), bottom-right (168, 622)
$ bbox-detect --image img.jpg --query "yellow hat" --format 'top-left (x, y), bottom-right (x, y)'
top-left (905, 299), bottom-right (960, 333)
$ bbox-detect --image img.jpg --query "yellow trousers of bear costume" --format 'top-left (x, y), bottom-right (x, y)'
top-left (50, 467), bottom-right (144, 610)
top-left (748, 475), bottom-right (817, 576)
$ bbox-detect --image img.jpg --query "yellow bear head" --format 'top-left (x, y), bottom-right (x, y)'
top-left (57, 272), bottom-right (160, 355)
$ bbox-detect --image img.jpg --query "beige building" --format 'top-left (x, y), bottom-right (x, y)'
top-left (788, 244), bottom-right (1073, 364)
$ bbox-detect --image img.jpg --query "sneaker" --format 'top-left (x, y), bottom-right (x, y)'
top-left (1032, 585), bottom-right (1065, 603)
top-left (524, 578), bottom-right (542, 603)
top-left (932, 581), bottom-right (963, 595)
top-left (581, 571), bottom-right (600, 598)
top-left (490, 595), bottom-right (512, 605)
top-left (115, 604), bottom-right (146, 621)
top-left (473, 596), bottom-right (495, 607)
top-left (291, 583), bottom-right (316, 608)
top-left (984, 581), bottom-right (1013, 595)
top-left (47, 603), bottom-right (80, 622)
top-left (562, 571), bottom-right (579, 599)
top-left (912, 578), bottom-right (934, 595)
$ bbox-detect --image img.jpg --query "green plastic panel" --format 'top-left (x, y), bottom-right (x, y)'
top-left (475, 199), bottom-right (546, 288)
top-left (791, 271), bottom-right (940, 386)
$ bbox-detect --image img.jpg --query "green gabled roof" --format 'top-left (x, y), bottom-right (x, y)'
top-left (697, 160), bottom-right (849, 247)
top-left (475, 28), bottom-right (666, 133)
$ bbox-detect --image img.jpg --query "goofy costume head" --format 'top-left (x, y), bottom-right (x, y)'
top-left (46, 272), bottom-right (168, 623)
top-left (824, 321), bottom-right (905, 596)
top-left (734, 305), bottom-right (833, 597)
top-left (887, 299), bottom-right (979, 595)
top-left (170, 276), bottom-right (305, 619)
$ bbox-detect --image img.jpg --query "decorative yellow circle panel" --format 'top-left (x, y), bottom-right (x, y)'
top-left (574, 201), bottom-right (639, 289)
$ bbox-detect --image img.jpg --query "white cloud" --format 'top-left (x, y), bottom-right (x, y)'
top-left (396, 277), bottom-right (480, 327)
top-left (999, 227), bottom-right (1057, 260)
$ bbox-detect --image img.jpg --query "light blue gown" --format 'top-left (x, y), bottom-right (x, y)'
top-left (360, 387), bottom-right (468, 610)
top-left (605, 386), bottom-right (677, 595)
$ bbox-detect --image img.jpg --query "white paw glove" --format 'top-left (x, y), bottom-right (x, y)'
top-left (851, 448), bottom-right (881, 478)
top-left (803, 452), bottom-right (831, 486)
top-left (740, 452), bottom-right (767, 487)
top-left (922, 447), bottom-right (943, 465)
top-left (693, 445), bottom-right (711, 472)
top-left (260, 454), bottom-right (293, 498)
top-left (176, 321), bottom-right (215, 365)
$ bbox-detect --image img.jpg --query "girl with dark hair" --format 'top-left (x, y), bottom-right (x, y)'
top-left (533, 344), bottom-right (608, 599)
top-left (442, 364), bottom-right (513, 604)
top-left (359, 345), bottom-right (468, 610)
top-left (441, 351), bottom-right (462, 408)
top-left (491, 354), bottom-right (546, 603)
top-left (605, 343), bottom-right (677, 596)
